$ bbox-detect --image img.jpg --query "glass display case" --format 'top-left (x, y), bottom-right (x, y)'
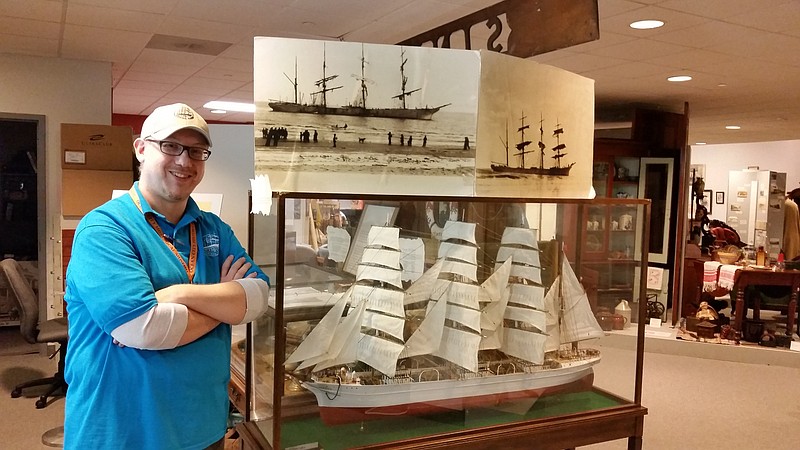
top-left (233, 193), bottom-right (650, 450)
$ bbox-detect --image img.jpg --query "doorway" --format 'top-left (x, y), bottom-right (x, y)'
top-left (0, 114), bottom-right (46, 326)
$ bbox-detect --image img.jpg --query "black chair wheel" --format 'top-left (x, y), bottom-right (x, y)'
top-left (10, 388), bottom-right (22, 398)
top-left (35, 398), bottom-right (47, 409)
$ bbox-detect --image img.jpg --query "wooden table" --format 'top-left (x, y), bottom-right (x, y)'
top-left (731, 268), bottom-right (800, 334)
top-left (692, 260), bottom-right (800, 333)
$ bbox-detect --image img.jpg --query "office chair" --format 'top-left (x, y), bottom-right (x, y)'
top-left (1, 258), bottom-right (69, 409)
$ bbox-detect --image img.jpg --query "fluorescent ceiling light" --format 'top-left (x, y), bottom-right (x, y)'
top-left (203, 101), bottom-right (255, 113)
top-left (725, 125), bottom-right (741, 130)
top-left (667, 75), bottom-right (692, 82)
top-left (630, 20), bottom-right (664, 30)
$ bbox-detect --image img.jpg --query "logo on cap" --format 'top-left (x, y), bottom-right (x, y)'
top-left (176, 106), bottom-right (195, 120)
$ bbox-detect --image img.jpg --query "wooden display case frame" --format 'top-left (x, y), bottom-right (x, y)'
top-left (233, 192), bottom-right (651, 450)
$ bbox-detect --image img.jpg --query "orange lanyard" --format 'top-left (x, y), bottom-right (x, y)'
top-left (129, 187), bottom-right (197, 283)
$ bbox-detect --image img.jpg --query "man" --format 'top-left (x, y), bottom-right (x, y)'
top-left (63, 103), bottom-right (270, 449)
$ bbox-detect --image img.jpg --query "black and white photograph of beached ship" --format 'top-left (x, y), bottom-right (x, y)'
top-left (475, 50), bottom-right (595, 198)
top-left (253, 37), bottom-right (480, 196)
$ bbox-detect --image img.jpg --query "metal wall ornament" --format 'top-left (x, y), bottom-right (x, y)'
top-left (398, 0), bottom-right (599, 59)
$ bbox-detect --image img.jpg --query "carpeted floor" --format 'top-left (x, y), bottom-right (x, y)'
top-left (2, 326), bottom-right (800, 449)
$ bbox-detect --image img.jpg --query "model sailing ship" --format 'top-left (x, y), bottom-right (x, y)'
top-left (285, 222), bottom-right (604, 425)
top-left (491, 114), bottom-right (576, 176)
top-left (268, 47), bottom-right (449, 120)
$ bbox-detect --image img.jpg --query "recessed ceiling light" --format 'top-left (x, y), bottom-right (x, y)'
top-left (203, 101), bottom-right (255, 113)
top-left (717, 83), bottom-right (728, 87)
top-left (694, 142), bottom-right (707, 145)
top-left (667, 75), bottom-right (692, 82)
top-left (210, 109), bottom-right (227, 114)
top-left (726, 125), bottom-right (741, 130)
top-left (630, 20), bottom-right (664, 30)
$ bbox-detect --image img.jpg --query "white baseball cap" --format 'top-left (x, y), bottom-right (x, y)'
top-left (140, 103), bottom-right (212, 146)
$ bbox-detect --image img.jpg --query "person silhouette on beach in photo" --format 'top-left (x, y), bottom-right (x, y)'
top-left (332, 134), bottom-right (337, 148)
top-left (387, 131), bottom-right (392, 145)
top-left (463, 136), bottom-right (470, 150)
top-left (400, 134), bottom-right (405, 146)
top-left (408, 135), bottom-right (413, 146)
top-left (423, 135), bottom-right (427, 147)
top-left (313, 129), bottom-right (318, 143)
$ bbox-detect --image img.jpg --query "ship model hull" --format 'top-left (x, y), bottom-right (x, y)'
top-left (490, 162), bottom-right (575, 176)
top-left (303, 357), bottom-right (598, 425)
top-left (268, 101), bottom-right (445, 120)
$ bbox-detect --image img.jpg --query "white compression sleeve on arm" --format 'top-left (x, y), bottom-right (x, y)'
top-left (111, 303), bottom-right (189, 350)
top-left (233, 278), bottom-right (270, 325)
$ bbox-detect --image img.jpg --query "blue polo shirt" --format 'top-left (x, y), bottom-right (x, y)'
top-left (64, 182), bottom-right (268, 450)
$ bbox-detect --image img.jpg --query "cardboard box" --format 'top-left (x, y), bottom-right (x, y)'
top-left (62, 169), bottom-right (132, 217)
top-left (61, 124), bottom-right (134, 171)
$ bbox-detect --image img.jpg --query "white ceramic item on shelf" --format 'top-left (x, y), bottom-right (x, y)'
top-left (615, 299), bottom-right (632, 328)
top-left (619, 213), bottom-right (633, 230)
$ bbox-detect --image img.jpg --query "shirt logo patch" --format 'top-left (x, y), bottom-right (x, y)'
top-left (203, 234), bottom-right (220, 257)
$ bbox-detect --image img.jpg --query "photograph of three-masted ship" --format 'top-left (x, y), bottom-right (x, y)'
top-left (253, 37), bottom-right (480, 196)
top-left (284, 221), bottom-right (604, 425)
top-left (490, 112), bottom-right (575, 176)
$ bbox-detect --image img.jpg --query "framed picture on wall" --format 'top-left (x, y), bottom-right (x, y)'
top-left (715, 191), bottom-right (725, 204)
top-left (702, 189), bottom-right (713, 214)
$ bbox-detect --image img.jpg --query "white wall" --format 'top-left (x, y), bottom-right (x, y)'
top-left (197, 124), bottom-right (255, 244)
top-left (691, 139), bottom-right (800, 220)
top-left (0, 54), bottom-right (112, 318)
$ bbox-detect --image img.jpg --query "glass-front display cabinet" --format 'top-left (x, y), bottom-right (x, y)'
top-left (233, 193), bottom-right (650, 450)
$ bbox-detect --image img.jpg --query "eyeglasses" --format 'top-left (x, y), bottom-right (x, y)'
top-left (145, 139), bottom-right (211, 161)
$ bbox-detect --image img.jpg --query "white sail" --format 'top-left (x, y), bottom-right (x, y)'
top-left (285, 290), bottom-right (350, 366)
top-left (438, 241), bottom-right (478, 264)
top-left (502, 263), bottom-right (542, 284)
top-left (361, 309), bottom-right (405, 341)
top-left (441, 221), bottom-right (476, 245)
top-left (507, 283), bottom-right (545, 310)
top-left (500, 227), bottom-right (539, 249)
top-left (430, 281), bottom-right (479, 310)
top-left (307, 300), bottom-right (366, 371)
top-left (360, 247), bottom-right (401, 269)
top-left (505, 305), bottom-right (547, 332)
top-left (356, 264), bottom-right (403, 289)
top-left (496, 246), bottom-right (540, 267)
top-left (479, 322), bottom-right (504, 350)
top-left (559, 255), bottom-right (605, 342)
top-left (404, 259), bottom-right (444, 306)
top-left (357, 333), bottom-right (405, 377)
top-left (367, 226), bottom-right (400, 250)
top-left (433, 326), bottom-right (482, 372)
top-left (400, 295), bottom-right (447, 358)
top-left (441, 260), bottom-right (478, 282)
top-left (445, 303), bottom-right (481, 333)
top-left (543, 276), bottom-right (561, 352)
top-left (502, 328), bottom-right (547, 364)
top-left (352, 285), bottom-right (404, 317)
top-left (479, 259), bottom-right (512, 330)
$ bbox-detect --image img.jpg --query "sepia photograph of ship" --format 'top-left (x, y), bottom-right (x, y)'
top-left (254, 37), bottom-right (480, 195)
top-left (475, 50), bottom-right (595, 198)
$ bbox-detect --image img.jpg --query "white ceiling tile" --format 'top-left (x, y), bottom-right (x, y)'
top-left (71, 0), bottom-right (179, 14)
top-left (0, 0), bottom-right (63, 22)
top-left (122, 70), bottom-right (190, 85)
top-left (0, 33), bottom-right (60, 57)
top-left (658, 0), bottom-right (791, 21)
top-left (61, 25), bottom-right (152, 62)
top-left (0, 17), bottom-right (62, 39)
top-left (156, 16), bottom-right (255, 44)
top-left (66, 4), bottom-right (164, 33)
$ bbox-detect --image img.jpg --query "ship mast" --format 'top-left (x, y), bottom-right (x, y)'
top-left (392, 47), bottom-right (421, 109)
top-left (357, 45), bottom-right (368, 108)
top-left (281, 57), bottom-right (299, 104)
top-left (311, 44), bottom-right (342, 108)
top-left (538, 115), bottom-right (546, 169)
top-left (513, 112), bottom-right (533, 168)
top-left (552, 121), bottom-right (567, 168)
